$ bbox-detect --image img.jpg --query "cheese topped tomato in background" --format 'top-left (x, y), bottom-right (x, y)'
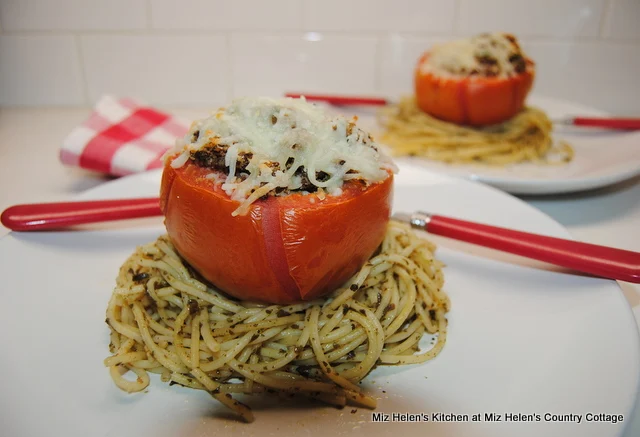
top-left (415, 33), bottom-right (535, 126)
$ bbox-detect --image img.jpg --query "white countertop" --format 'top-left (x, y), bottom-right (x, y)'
top-left (1, 107), bottom-right (639, 436)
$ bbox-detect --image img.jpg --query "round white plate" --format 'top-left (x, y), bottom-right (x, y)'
top-left (0, 165), bottom-right (638, 437)
top-left (354, 96), bottom-right (640, 195)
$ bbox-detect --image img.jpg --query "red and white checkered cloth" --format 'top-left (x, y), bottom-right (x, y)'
top-left (60, 96), bottom-right (190, 176)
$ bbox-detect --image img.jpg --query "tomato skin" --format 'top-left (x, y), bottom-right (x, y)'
top-left (414, 53), bottom-right (535, 126)
top-left (160, 161), bottom-right (393, 304)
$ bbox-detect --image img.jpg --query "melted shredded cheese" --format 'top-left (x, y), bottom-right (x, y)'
top-left (166, 96), bottom-right (396, 216)
top-left (422, 33), bottom-right (529, 78)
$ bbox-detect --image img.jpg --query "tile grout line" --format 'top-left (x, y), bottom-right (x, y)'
top-left (0, 29), bottom-right (636, 44)
top-left (145, 0), bottom-right (153, 29)
top-left (73, 34), bottom-right (92, 106)
top-left (225, 33), bottom-right (235, 100)
top-left (300, 0), bottom-right (306, 31)
top-left (598, 0), bottom-right (614, 39)
top-left (452, 0), bottom-right (461, 33)
top-left (372, 32), bottom-right (386, 93)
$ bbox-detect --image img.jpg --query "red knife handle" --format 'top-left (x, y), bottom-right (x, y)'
top-left (572, 117), bottom-right (640, 130)
top-left (426, 214), bottom-right (640, 283)
top-left (1, 198), bottom-right (162, 231)
top-left (284, 93), bottom-right (388, 106)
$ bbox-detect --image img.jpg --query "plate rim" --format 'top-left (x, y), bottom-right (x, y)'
top-left (1, 165), bottom-right (638, 436)
top-left (372, 94), bottom-right (640, 195)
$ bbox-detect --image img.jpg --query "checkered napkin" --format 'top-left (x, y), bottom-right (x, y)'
top-left (60, 96), bottom-right (190, 176)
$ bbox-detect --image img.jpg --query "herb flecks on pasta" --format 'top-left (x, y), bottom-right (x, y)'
top-left (105, 222), bottom-right (450, 422)
top-left (379, 97), bottom-right (573, 166)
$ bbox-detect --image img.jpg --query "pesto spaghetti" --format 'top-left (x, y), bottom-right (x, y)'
top-left (379, 96), bottom-right (573, 165)
top-left (104, 222), bottom-right (450, 422)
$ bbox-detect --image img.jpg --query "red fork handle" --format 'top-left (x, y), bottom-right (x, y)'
top-left (572, 117), bottom-right (640, 130)
top-left (1, 198), bottom-right (162, 231)
top-left (284, 93), bottom-right (388, 106)
top-left (4, 201), bottom-right (640, 284)
top-left (417, 213), bottom-right (640, 283)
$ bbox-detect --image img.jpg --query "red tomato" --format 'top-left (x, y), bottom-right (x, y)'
top-left (414, 53), bottom-right (535, 126)
top-left (160, 160), bottom-right (393, 304)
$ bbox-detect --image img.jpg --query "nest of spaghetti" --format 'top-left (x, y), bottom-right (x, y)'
top-left (104, 221), bottom-right (450, 422)
top-left (379, 97), bottom-right (573, 166)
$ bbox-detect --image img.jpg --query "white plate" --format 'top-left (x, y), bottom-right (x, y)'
top-left (0, 165), bottom-right (638, 437)
top-left (353, 96), bottom-right (640, 195)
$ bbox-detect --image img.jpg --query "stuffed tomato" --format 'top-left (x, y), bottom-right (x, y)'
top-left (415, 33), bottom-right (535, 127)
top-left (160, 97), bottom-right (395, 304)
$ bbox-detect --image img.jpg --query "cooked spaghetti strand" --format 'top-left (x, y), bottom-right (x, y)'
top-left (379, 97), bottom-right (573, 165)
top-left (105, 222), bottom-right (450, 421)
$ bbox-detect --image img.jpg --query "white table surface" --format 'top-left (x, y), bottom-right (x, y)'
top-left (1, 107), bottom-right (639, 436)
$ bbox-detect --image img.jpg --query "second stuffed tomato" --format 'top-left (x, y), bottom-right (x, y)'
top-left (415, 33), bottom-right (535, 127)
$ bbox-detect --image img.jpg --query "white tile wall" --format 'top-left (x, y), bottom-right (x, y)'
top-left (524, 41), bottom-right (640, 114)
top-left (80, 35), bottom-right (229, 106)
top-left (0, 35), bottom-right (85, 106)
top-left (150, 0), bottom-right (302, 30)
top-left (376, 35), bottom-right (445, 96)
top-left (0, 0), bottom-right (147, 31)
top-left (231, 33), bottom-right (377, 97)
top-left (603, 0), bottom-right (640, 40)
top-left (304, 0), bottom-right (455, 33)
top-left (457, 0), bottom-right (607, 38)
top-left (0, 0), bottom-right (638, 114)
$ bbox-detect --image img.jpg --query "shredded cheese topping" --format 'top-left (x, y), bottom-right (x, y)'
top-left (166, 96), bottom-right (396, 216)
top-left (422, 33), bottom-right (530, 78)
